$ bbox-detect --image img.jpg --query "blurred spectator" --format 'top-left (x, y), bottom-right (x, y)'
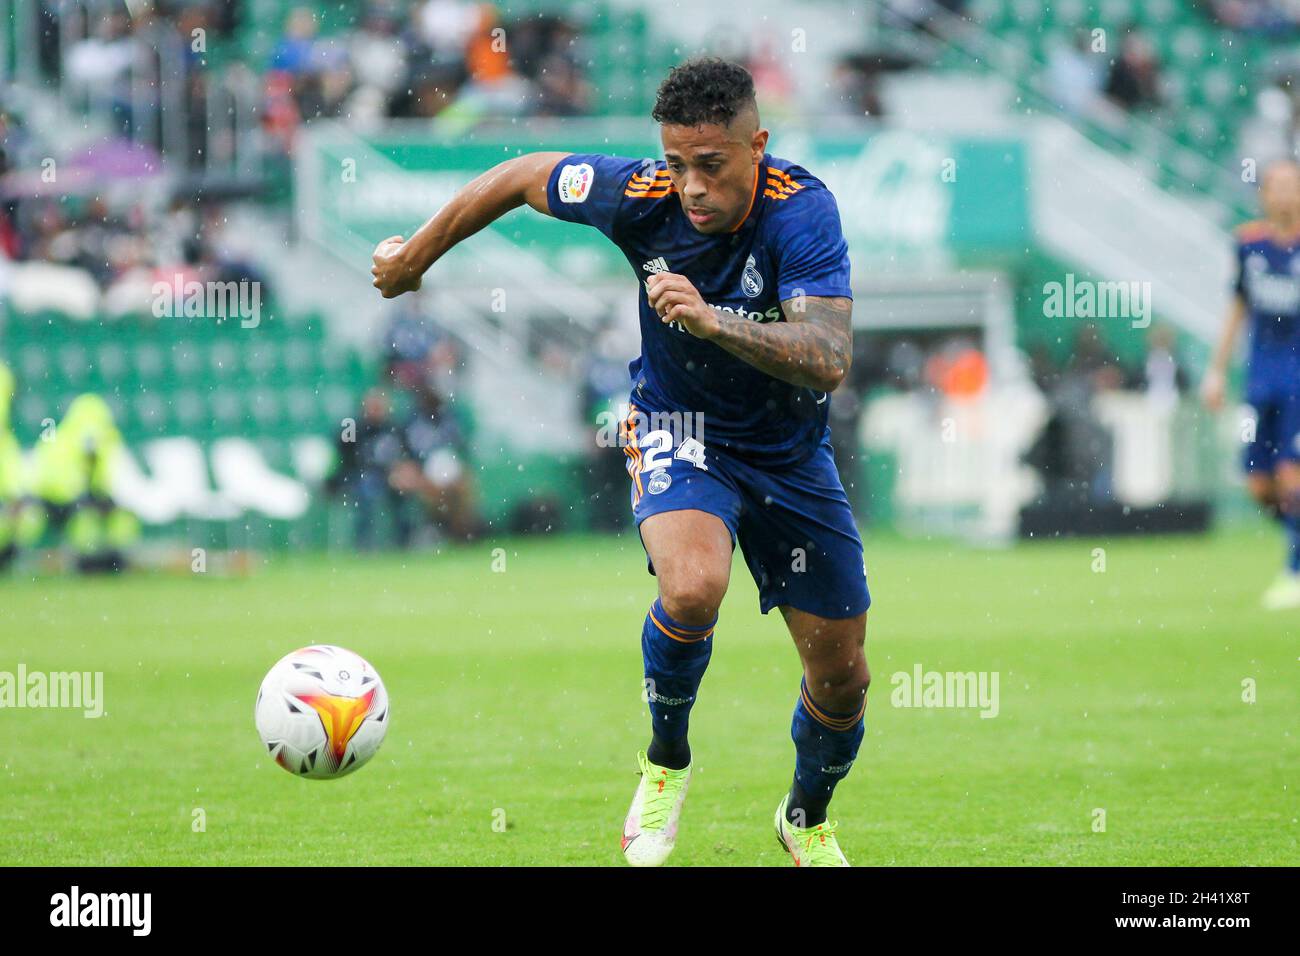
top-left (326, 387), bottom-right (416, 550)
top-left (1207, 0), bottom-right (1300, 36)
top-left (347, 7), bottom-right (409, 117)
top-left (829, 54), bottom-right (888, 118)
top-left (1045, 29), bottom-right (1105, 117)
top-left (269, 7), bottom-right (322, 75)
top-left (581, 320), bottom-right (635, 532)
top-left (883, 0), bottom-right (970, 32)
top-left (829, 363), bottom-right (868, 518)
top-left (354, 299), bottom-right (482, 543)
top-left (1141, 324), bottom-right (1190, 412)
top-left (63, 7), bottom-right (135, 127)
top-left (417, 0), bottom-right (480, 64)
top-left (746, 37), bottom-right (797, 117)
top-left (438, 5), bottom-right (534, 123)
top-left (1104, 30), bottom-right (1163, 112)
top-left (382, 295), bottom-right (463, 397)
top-left (925, 337), bottom-right (989, 399)
top-left (1024, 323), bottom-right (1136, 506)
top-left (19, 394), bottom-right (140, 572)
top-left (1063, 322), bottom-right (1135, 393)
top-left (1236, 86), bottom-right (1295, 171)
top-left (523, 17), bottom-right (592, 117)
top-left (390, 383), bottom-right (483, 541)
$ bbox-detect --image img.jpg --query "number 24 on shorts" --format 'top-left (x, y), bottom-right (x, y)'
top-left (636, 431), bottom-right (708, 472)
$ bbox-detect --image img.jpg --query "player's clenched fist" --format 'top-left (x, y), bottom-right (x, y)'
top-left (645, 272), bottom-right (720, 339)
top-left (371, 235), bottom-right (423, 299)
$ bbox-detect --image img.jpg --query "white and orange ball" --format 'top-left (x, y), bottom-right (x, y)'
top-left (255, 645), bottom-right (389, 779)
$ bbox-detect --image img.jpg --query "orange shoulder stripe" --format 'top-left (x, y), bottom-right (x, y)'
top-left (768, 168), bottom-right (803, 188)
top-left (624, 185), bottom-right (675, 198)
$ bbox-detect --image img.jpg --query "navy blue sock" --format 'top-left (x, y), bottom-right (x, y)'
top-left (642, 598), bottom-right (714, 770)
top-left (787, 678), bottom-right (865, 827)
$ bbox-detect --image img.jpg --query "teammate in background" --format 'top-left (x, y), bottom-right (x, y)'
top-left (1203, 158), bottom-right (1300, 610)
top-left (372, 58), bottom-right (870, 866)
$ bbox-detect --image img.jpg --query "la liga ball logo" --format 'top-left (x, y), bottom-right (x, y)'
top-left (558, 162), bottom-right (594, 204)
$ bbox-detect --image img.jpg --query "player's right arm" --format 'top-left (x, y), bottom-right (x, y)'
top-left (370, 152), bottom-right (567, 299)
top-left (1202, 295), bottom-right (1247, 412)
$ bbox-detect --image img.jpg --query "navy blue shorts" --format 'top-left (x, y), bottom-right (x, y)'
top-left (620, 404), bottom-right (871, 620)
top-left (1243, 392), bottom-right (1300, 474)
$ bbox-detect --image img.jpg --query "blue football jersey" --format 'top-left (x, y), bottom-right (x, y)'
top-left (1234, 220), bottom-right (1300, 402)
top-left (546, 152), bottom-right (853, 466)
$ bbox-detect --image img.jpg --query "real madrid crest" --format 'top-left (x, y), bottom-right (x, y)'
top-left (741, 254), bottom-right (763, 298)
top-left (647, 469), bottom-right (672, 495)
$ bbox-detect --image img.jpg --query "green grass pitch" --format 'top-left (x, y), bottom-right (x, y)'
top-left (1, 526), bottom-right (1296, 866)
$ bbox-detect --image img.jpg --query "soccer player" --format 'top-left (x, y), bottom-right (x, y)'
top-left (1203, 158), bottom-right (1300, 610)
top-left (372, 58), bottom-right (871, 866)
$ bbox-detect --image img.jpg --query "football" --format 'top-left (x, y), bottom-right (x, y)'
top-left (254, 645), bottom-right (389, 779)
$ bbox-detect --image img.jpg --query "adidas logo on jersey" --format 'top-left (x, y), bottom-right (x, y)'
top-left (641, 256), bottom-right (670, 275)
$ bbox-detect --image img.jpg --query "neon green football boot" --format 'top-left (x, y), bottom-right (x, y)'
top-left (774, 793), bottom-right (850, 867)
top-left (620, 750), bottom-right (691, 866)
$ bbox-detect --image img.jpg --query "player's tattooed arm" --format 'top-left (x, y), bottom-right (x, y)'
top-left (371, 151), bottom-right (568, 298)
top-left (714, 295), bottom-right (853, 391)
top-left (645, 273), bottom-right (852, 391)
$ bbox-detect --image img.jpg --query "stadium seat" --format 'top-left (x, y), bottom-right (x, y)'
top-left (19, 344), bottom-right (48, 385)
top-left (56, 344), bottom-right (89, 386)
top-left (211, 437), bottom-right (311, 520)
top-left (134, 343), bottom-right (166, 382)
top-left (96, 343), bottom-right (130, 384)
top-left (137, 436), bottom-right (242, 521)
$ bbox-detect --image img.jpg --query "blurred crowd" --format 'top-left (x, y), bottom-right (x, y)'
top-left (1044, 26), bottom-right (1164, 120)
top-left (1, 78), bottom-right (265, 316)
top-left (13, 0), bottom-right (593, 158)
top-left (262, 1), bottom-right (591, 139)
top-left (1037, 8), bottom-right (1300, 168)
top-left (0, 187), bottom-right (268, 320)
top-left (0, 0), bottom-right (599, 304)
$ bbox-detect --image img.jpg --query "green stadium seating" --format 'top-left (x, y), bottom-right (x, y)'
top-left (0, 304), bottom-right (373, 454)
top-left (943, 1), bottom-right (1290, 215)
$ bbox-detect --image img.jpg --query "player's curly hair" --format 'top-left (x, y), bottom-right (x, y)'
top-left (652, 57), bottom-right (756, 128)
